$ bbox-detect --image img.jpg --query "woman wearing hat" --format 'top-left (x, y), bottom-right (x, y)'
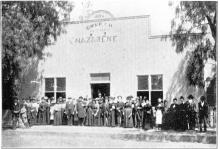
top-left (85, 98), bottom-right (94, 126)
top-left (93, 98), bottom-right (100, 126)
top-left (53, 97), bottom-right (62, 125)
top-left (124, 96), bottom-right (133, 128)
top-left (142, 99), bottom-right (152, 130)
top-left (37, 98), bottom-right (47, 125)
top-left (109, 97), bottom-right (116, 127)
top-left (103, 96), bottom-right (110, 126)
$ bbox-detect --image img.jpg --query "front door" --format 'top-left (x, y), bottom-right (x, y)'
top-left (91, 83), bottom-right (110, 98)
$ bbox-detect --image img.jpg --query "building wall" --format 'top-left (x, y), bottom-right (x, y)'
top-left (37, 15), bottom-right (186, 101)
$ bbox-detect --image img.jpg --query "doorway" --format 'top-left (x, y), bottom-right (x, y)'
top-left (91, 83), bottom-right (110, 98)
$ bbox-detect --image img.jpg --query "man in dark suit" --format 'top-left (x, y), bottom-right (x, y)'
top-left (76, 96), bottom-right (86, 126)
top-left (169, 98), bottom-right (178, 130)
top-left (11, 97), bottom-right (21, 129)
top-left (178, 96), bottom-right (188, 131)
top-left (187, 95), bottom-right (197, 130)
top-left (198, 96), bottom-right (209, 132)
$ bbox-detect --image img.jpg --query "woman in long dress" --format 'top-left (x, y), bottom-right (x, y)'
top-left (155, 98), bottom-right (164, 130)
top-left (93, 99), bottom-right (100, 126)
top-left (103, 97), bottom-right (110, 126)
top-left (53, 98), bottom-right (62, 125)
top-left (86, 99), bottom-right (94, 126)
top-left (109, 98), bottom-right (116, 127)
top-left (142, 99), bottom-right (152, 130)
top-left (124, 98), bottom-right (133, 128)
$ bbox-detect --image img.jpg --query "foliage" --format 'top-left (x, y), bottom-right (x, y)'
top-left (2, 1), bottom-right (73, 109)
top-left (170, 1), bottom-right (217, 87)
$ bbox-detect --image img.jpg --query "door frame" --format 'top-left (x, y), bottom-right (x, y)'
top-left (90, 82), bottom-right (111, 98)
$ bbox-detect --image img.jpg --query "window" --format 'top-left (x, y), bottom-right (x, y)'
top-left (151, 75), bottom-right (163, 106)
top-left (137, 75), bottom-right (163, 106)
top-left (138, 76), bottom-right (148, 90)
top-left (151, 75), bottom-right (163, 90)
top-left (137, 75), bottom-right (149, 99)
top-left (45, 77), bottom-right (66, 102)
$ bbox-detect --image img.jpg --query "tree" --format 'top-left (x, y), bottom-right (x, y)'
top-left (170, 1), bottom-right (217, 88)
top-left (2, 1), bottom-right (73, 109)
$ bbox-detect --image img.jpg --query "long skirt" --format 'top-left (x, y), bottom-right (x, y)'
top-left (94, 110), bottom-right (101, 126)
top-left (110, 110), bottom-right (116, 127)
top-left (37, 111), bottom-right (47, 125)
top-left (46, 108), bottom-right (50, 125)
top-left (156, 110), bottom-right (162, 125)
top-left (30, 111), bottom-right (37, 126)
top-left (54, 111), bottom-right (62, 125)
top-left (124, 108), bottom-right (133, 128)
top-left (86, 108), bottom-right (94, 126)
top-left (178, 111), bottom-right (188, 130)
top-left (73, 113), bottom-right (78, 125)
top-left (61, 108), bottom-right (67, 125)
top-left (104, 112), bottom-right (109, 126)
top-left (116, 111), bottom-right (122, 126)
top-left (142, 112), bottom-right (152, 130)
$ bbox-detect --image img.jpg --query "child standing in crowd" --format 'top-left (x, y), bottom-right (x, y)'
top-left (155, 98), bottom-right (163, 131)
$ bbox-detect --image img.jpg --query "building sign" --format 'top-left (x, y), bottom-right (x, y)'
top-left (74, 35), bottom-right (117, 43)
top-left (72, 10), bottom-right (118, 44)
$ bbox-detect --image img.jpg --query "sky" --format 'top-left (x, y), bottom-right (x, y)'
top-left (70, 0), bottom-right (179, 35)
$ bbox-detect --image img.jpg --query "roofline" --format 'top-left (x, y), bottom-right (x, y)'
top-left (149, 33), bottom-right (203, 39)
top-left (149, 35), bottom-right (171, 39)
top-left (62, 15), bottom-right (150, 24)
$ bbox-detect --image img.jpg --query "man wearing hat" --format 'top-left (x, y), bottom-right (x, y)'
top-left (11, 97), bottom-right (21, 129)
top-left (178, 96), bottom-right (188, 131)
top-left (187, 95), bottom-right (197, 130)
top-left (76, 96), bottom-right (86, 126)
top-left (198, 96), bottom-right (209, 132)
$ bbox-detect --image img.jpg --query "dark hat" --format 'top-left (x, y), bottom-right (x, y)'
top-left (79, 96), bottom-right (83, 99)
top-left (173, 98), bottom-right (177, 101)
top-left (180, 96), bottom-right (184, 99)
top-left (187, 94), bottom-right (194, 99)
top-left (200, 96), bottom-right (206, 101)
top-left (13, 96), bottom-right (18, 100)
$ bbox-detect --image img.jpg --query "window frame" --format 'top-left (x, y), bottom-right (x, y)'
top-left (137, 74), bottom-right (163, 105)
top-left (44, 77), bottom-right (66, 102)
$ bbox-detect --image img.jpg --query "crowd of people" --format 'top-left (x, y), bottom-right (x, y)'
top-left (11, 93), bottom-right (209, 132)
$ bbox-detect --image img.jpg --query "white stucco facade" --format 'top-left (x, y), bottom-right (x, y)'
top-left (36, 15), bottom-right (186, 104)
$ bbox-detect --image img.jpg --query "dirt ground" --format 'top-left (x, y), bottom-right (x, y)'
top-left (2, 126), bottom-right (217, 148)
